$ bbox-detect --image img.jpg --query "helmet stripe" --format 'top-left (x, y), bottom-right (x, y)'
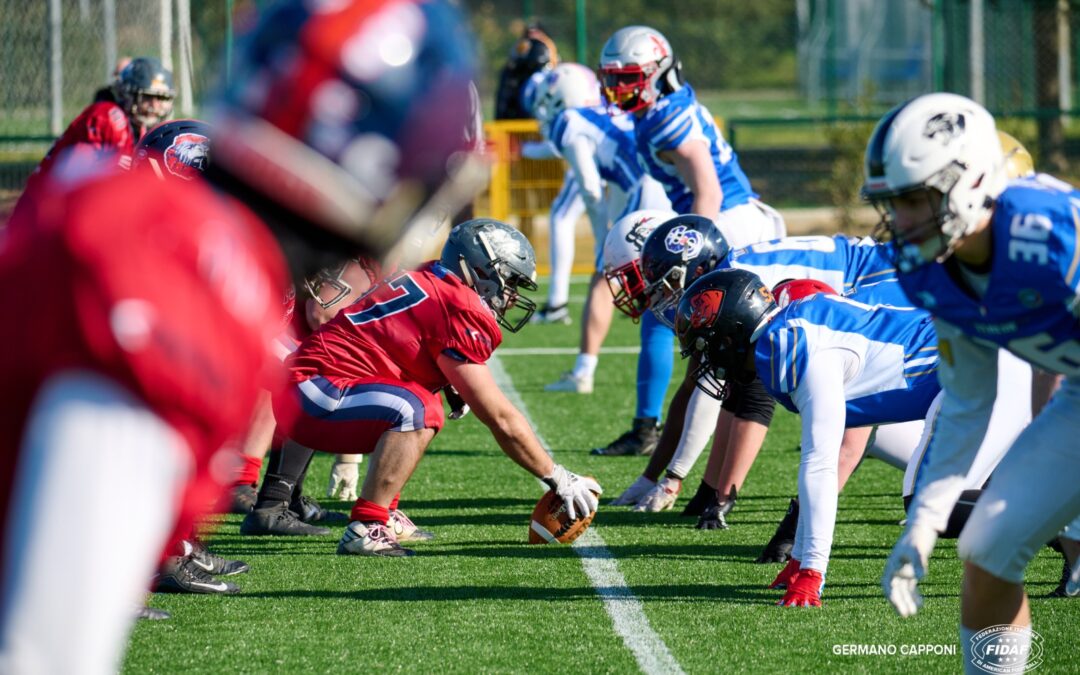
top-left (866, 99), bottom-right (913, 180)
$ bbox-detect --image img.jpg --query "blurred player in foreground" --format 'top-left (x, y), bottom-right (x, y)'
top-left (0, 1), bottom-right (481, 672)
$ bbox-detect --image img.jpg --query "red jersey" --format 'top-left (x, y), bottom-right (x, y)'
top-left (10, 101), bottom-right (138, 227)
top-left (0, 167), bottom-right (289, 552)
top-left (289, 262), bottom-right (502, 393)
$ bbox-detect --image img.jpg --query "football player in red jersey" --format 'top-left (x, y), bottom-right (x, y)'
top-left (254, 219), bottom-right (603, 556)
top-left (0, 1), bottom-right (481, 672)
top-left (9, 57), bottom-right (175, 224)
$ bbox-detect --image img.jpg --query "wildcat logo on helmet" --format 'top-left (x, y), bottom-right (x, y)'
top-left (664, 225), bottom-right (704, 260)
top-left (924, 112), bottom-right (965, 145)
top-left (688, 289), bottom-right (725, 329)
top-left (165, 132), bottom-right (210, 180)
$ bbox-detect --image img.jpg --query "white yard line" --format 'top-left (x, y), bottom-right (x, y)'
top-left (497, 346), bottom-right (643, 356)
top-left (488, 355), bottom-right (685, 675)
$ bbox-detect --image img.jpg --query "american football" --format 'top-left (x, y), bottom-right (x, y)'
top-left (528, 488), bottom-right (598, 544)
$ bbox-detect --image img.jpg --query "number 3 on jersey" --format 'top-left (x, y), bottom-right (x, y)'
top-left (344, 274), bottom-right (428, 325)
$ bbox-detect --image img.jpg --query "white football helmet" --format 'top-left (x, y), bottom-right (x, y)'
top-left (599, 26), bottom-right (682, 113)
top-left (602, 209), bottom-right (677, 318)
top-left (862, 93), bottom-right (1005, 271)
top-left (532, 63), bottom-right (602, 130)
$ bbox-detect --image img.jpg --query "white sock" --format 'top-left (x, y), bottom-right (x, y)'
top-left (572, 353), bottom-right (599, 379)
top-left (961, 624), bottom-right (1032, 674)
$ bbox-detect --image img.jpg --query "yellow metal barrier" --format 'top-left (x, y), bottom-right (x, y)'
top-left (476, 119), bottom-right (566, 240)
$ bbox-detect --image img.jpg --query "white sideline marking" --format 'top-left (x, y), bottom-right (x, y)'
top-left (489, 355), bottom-right (685, 675)
top-left (498, 346), bottom-right (643, 356)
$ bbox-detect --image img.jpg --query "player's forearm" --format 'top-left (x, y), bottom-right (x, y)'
top-left (487, 406), bottom-right (555, 478)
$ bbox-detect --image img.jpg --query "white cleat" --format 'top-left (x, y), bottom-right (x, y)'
top-left (337, 521), bottom-right (415, 557)
top-left (389, 509), bottom-right (435, 542)
top-left (544, 371), bottom-right (594, 394)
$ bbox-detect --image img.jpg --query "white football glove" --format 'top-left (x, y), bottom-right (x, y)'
top-left (543, 464), bottom-right (602, 521)
top-left (632, 476), bottom-right (682, 513)
top-left (327, 454), bottom-right (362, 501)
top-left (444, 386), bottom-right (470, 420)
top-left (882, 522), bottom-right (939, 618)
top-left (610, 475), bottom-right (657, 506)
top-left (1067, 558), bottom-right (1080, 597)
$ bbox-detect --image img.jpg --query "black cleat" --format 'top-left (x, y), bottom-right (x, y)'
top-left (184, 539), bottom-right (250, 576)
top-left (681, 480), bottom-right (719, 517)
top-left (591, 417), bottom-right (661, 456)
top-left (1047, 552), bottom-right (1078, 598)
top-left (229, 484), bottom-right (257, 515)
top-left (154, 556), bottom-right (241, 595)
top-left (241, 502), bottom-right (332, 536)
top-left (293, 495), bottom-right (349, 524)
top-left (755, 498), bottom-right (799, 564)
top-left (137, 605), bottom-right (171, 620)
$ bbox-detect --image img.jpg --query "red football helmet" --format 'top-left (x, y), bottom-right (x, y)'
top-left (771, 278), bottom-right (837, 308)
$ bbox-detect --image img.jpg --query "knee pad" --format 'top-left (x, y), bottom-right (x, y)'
top-left (722, 376), bottom-right (775, 427)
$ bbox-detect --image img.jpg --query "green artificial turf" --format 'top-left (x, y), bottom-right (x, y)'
top-left (124, 279), bottom-right (1079, 674)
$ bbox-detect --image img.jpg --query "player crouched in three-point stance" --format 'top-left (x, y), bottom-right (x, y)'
top-left (674, 269), bottom-right (943, 607)
top-left (865, 93), bottom-right (1080, 670)
top-left (268, 219), bottom-right (602, 557)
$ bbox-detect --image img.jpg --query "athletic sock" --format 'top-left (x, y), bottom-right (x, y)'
top-left (573, 353), bottom-right (599, 379)
top-left (636, 312), bottom-right (675, 419)
top-left (351, 498), bottom-right (390, 525)
top-left (256, 443), bottom-right (315, 508)
top-left (234, 454), bottom-right (263, 487)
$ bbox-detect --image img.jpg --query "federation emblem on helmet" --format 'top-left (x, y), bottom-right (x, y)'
top-left (923, 112), bottom-right (966, 145)
top-left (664, 225), bottom-right (703, 259)
top-left (164, 132), bottom-right (209, 180)
top-left (688, 289), bottom-right (725, 329)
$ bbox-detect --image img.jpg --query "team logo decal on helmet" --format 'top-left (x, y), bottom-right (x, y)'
top-left (924, 112), bottom-right (965, 144)
top-left (688, 289), bottom-right (724, 329)
top-left (664, 225), bottom-right (703, 259)
top-left (164, 132), bottom-right (210, 180)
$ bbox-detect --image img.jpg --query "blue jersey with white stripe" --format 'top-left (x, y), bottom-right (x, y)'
top-left (547, 105), bottom-right (642, 193)
top-left (720, 235), bottom-right (897, 294)
top-left (897, 175), bottom-right (1080, 376)
top-left (846, 278), bottom-right (915, 308)
top-left (755, 294), bottom-right (940, 427)
top-left (634, 85), bottom-right (755, 213)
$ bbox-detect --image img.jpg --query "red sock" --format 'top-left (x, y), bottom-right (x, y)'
top-left (389, 493), bottom-right (400, 511)
top-left (234, 454), bottom-right (263, 487)
top-left (350, 498), bottom-right (389, 525)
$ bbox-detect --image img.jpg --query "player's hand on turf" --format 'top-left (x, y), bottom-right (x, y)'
top-left (882, 522), bottom-right (938, 617)
top-left (610, 475), bottom-right (656, 506)
top-left (696, 502), bottom-right (729, 530)
top-left (544, 464), bottom-right (602, 521)
top-left (327, 455), bottom-right (362, 501)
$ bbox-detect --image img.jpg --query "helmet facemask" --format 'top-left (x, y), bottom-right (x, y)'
top-left (607, 259), bottom-right (650, 320)
top-left (457, 230), bottom-right (538, 333)
top-left (644, 264), bottom-right (686, 328)
top-left (304, 260), bottom-right (358, 311)
top-left (600, 63), bottom-right (660, 113)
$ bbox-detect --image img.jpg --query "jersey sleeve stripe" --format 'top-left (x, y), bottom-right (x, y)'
top-left (1066, 203), bottom-right (1080, 287)
top-left (654, 116), bottom-right (694, 150)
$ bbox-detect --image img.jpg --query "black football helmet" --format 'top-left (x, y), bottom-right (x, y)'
top-left (133, 119), bottom-right (210, 180)
top-left (440, 219), bottom-right (538, 332)
top-left (639, 215), bottom-right (730, 327)
top-left (113, 57), bottom-right (175, 128)
top-left (675, 269), bottom-right (777, 400)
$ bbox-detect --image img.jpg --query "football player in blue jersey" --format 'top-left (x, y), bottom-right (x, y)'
top-left (676, 268), bottom-right (947, 607)
top-left (598, 26), bottom-right (785, 250)
top-left (529, 63), bottom-right (671, 395)
top-left (864, 93), bottom-right (1080, 667)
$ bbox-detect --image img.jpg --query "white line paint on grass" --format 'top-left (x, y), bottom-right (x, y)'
top-left (497, 346), bottom-right (643, 356)
top-left (489, 354), bottom-right (685, 675)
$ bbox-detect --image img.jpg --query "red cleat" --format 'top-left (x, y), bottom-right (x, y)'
top-left (777, 569), bottom-right (824, 607)
top-left (768, 558), bottom-right (801, 590)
